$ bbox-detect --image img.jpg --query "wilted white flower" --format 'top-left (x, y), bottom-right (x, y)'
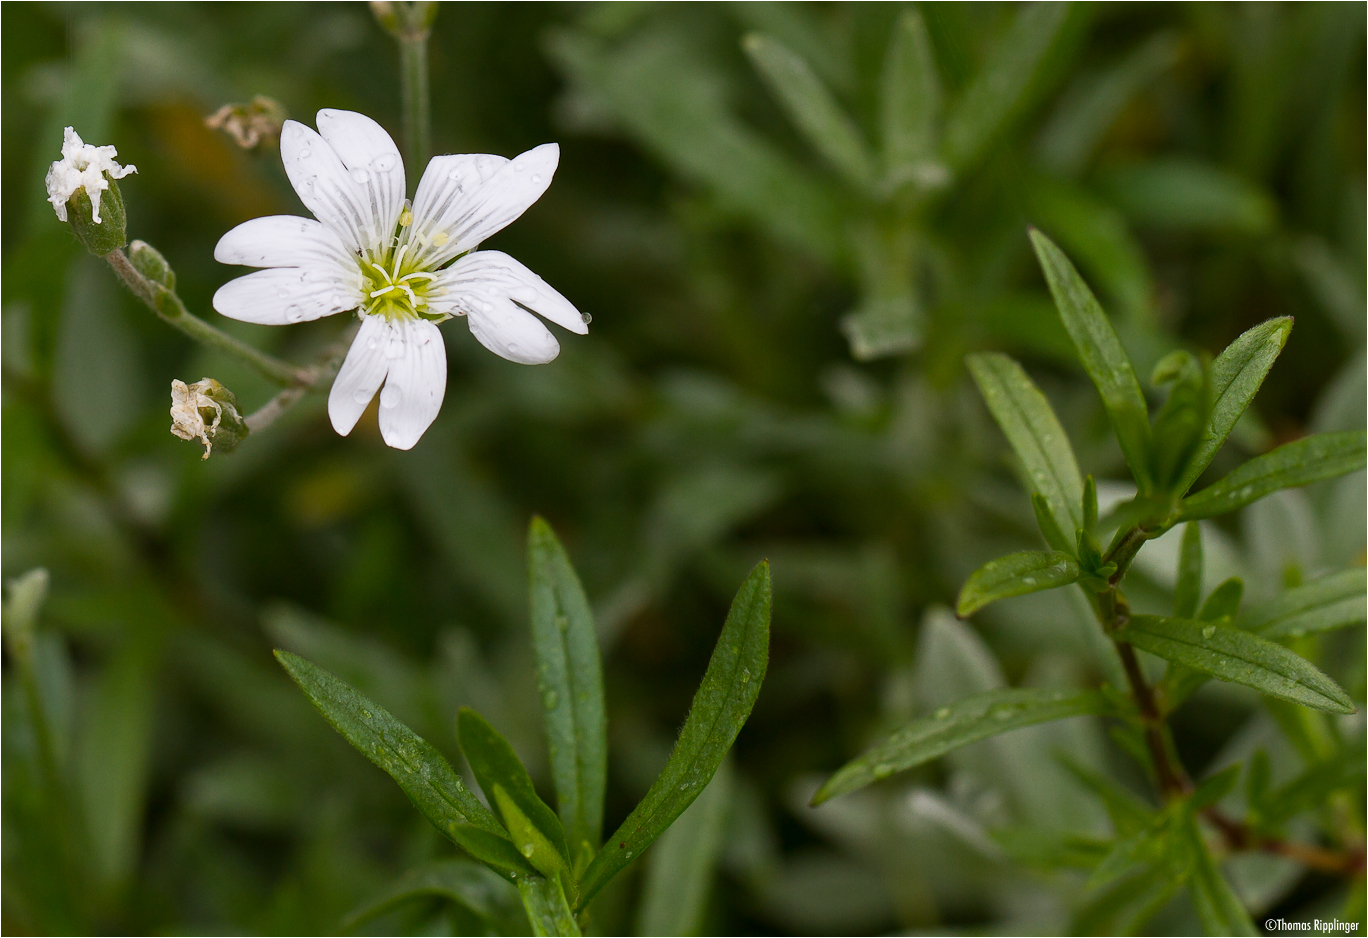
top-left (45, 127), bottom-right (137, 224)
top-left (212, 109), bottom-right (588, 450)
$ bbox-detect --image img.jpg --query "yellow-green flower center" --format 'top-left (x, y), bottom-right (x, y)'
top-left (360, 239), bottom-right (437, 322)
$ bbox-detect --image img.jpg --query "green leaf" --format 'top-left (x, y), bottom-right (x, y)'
top-left (1237, 568), bottom-right (1367, 638)
top-left (1175, 318), bottom-right (1292, 495)
top-left (517, 873), bottom-right (581, 937)
top-left (811, 688), bottom-right (1108, 804)
top-left (527, 518), bottom-right (607, 872)
top-left (1033, 493), bottom-right (1075, 553)
top-left (967, 352), bottom-right (1085, 538)
top-left (956, 550), bottom-right (1080, 617)
top-left (340, 859), bottom-right (525, 935)
top-left (1198, 578), bottom-right (1243, 623)
top-left (636, 759), bottom-right (733, 937)
top-left (1178, 431), bottom-right (1367, 520)
top-left (1029, 228), bottom-right (1154, 492)
top-left (1181, 814), bottom-right (1257, 936)
top-left (1058, 756), bottom-right (1153, 838)
top-left (1174, 522), bottom-right (1203, 618)
top-left (879, 9), bottom-right (943, 185)
top-left (457, 708), bottom-right (569, 880)
top-left (943, 1), bottom-right (1070, 171)
top-left (1116, 617), bottom-right (1355, 714)
top-left (1260, 746), bottom-right (1365, 828)
top-left (744, 34), bottom-right (875, 189)
top-left (273, 652), bottom-right (525, 875)
top-left (1102, 159), bottom-right (1276, 235)
top-left (1149, 350), bottom-right (1211, 491)
top-left (576, 562), bottom-right (770, 909)
top-left (1189, 765), bottom-right (1240, 812)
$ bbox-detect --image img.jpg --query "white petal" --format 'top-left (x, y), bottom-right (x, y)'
top-left (212, 267), bottom-right (360, 325)
top-left (279, 120), bottom-right (383, 257)
top-left (214, 215), bottom-right (358, 275)
top-left (315, 109), bottom-right (405, 253)
top-left (377, 319), bottom-right (447, 450)
top-left (328, 315), bottom-right (392, 436)
top-left (432, 250), bottom-right (588, 335)
top-left (467, 301), bottom-right (560, 365)
top-left (407, 143), bottom-right (559, 268)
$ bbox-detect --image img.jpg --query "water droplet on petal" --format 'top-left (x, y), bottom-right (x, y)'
top-left (531, 173), bottom-right (543, 184)
top-left (386, 337), bottom-right (405, 359)
top-left (299, 148), bottom-right (312, 159)
top-left (513, 161), bottom-right (527, 172)
top-left (353, 387), bottom-right (372, 404)
top-left (508, 342), bottom-right (520, 353)
top-left (372, 154), bottom-right (397, 172)
top-left (447, 168), bottom-right (462, 181)
top-left (380, 386), bottom-right (400, 408)
top-left (351, 167), bottom-right (370, 183)
top-left (580, 312), bottom-right (592, 324)
top-left (285, 304), bottom-right (303, 322)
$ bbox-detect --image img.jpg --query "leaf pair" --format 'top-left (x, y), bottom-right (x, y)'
top-left (277, 520), bottom-right (772, 934)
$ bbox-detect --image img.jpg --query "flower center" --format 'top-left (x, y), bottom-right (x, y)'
top-left (360, 240), bottom-right (438, 322)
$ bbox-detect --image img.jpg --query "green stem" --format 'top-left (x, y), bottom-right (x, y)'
top-left (105, 249), bottom-right (306, 387)
top-left (399, 30), bottom-right (431, 180)
top-left (244, 321), bottom-right (358, 433)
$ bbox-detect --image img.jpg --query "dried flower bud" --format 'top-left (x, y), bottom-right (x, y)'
top-left (205, 96), bottom-right (287, 149)
top-left (129, 240), bottom-right (176, 291)
top-left (170, 378), bottom-right (249, 459)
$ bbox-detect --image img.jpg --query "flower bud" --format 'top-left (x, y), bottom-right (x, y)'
top-left (170, 378), bottom-right (249, 459)
top-left (45, 127), bottom-right (136, 256)
top-left (129, 240), bottom-right (176, 291)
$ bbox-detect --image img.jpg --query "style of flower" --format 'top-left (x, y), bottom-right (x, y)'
top-left (45, 127), bottom-right (137, 224)
top-left (212, 109), bottom-right (587, 450)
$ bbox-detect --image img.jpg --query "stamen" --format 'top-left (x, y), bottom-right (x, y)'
top-left (370, 286), bottom-right (396, 298)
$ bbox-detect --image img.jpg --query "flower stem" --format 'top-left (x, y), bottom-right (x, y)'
top-left (399, 30), bottom-right (430, 179)
top-left (105, 249), bottom-right (307, 387)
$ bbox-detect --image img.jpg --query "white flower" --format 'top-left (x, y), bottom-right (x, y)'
top-left (212, 109), bottom-right (588, 450)
top-left (45, 127), bottom-right (137, 223)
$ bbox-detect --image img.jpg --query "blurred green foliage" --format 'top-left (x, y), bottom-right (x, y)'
top-left (2, 2), bottom-right (1363, 934)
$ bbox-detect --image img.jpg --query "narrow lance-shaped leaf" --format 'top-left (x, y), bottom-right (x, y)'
top-left (1198, 578), bottom-right (1242, 622)
top-left (517, 874), bottom-right (581, 938)
top-left (1175, 317), bottom-right (1292, 495)
top-left (967, 352), bottom-right (1084, 539)
top-left (273, 652), bottom-right (532, 878)
top-left (957, 550), bottom-right (1080, 617)
top-left (1174, 522), bottom-right (1202, 618)
top-left (576, 562), bottom-right (771, 909)
top-left (527, 518), bottom-right (606, 871)
top-left (880, 8), bottom-right (942, 184)
top-left (1029, 228), bottom-right (1154, 492)
top-left (1116, 616), bottom-right (1355, 714)
top-left (457, 709), bottom-right (569, 881)
top-left (1178, 431), bottom-right (1367, 520)
top-left (1237, 568), bottom-right (1367, 638)
top-left (1181, 813), bottom-right (1258, 936)
top-left (812, 688), bottom-right (1108, 804)
top-left (744, 34), bottom-right (876, 189)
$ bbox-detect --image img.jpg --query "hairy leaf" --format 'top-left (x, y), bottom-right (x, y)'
top-left (1030, 228), bottom-right (1153, 492)
top-left (274, 652), bottom-right (533, 880)
top-left (1179, 431), bottom-right (1367, 519)
top-left (457, 709), bottom-right (569, 879)
top-left (517, 874), bottom-right (580, 937)
top-left (340, 859), bottom-right (524, 934)
top-left (812, 688), bottom-right (1108, 804)
top-left (968, 352), bottom-right (1084, 538)
top-left (1176, 318), bottom-right (1292, 494)
top-left (636, 760), bottom-right (732, 936)
top-left (1237, 568), bottom-right (1367, 638)
top-left (957, 550), bottom-right (1080, 616)
top-left (528, 518), bottom-right (607, 871)
top-left (1116, 617), bottom-right (1354, 713)
top-left (576, 562), bottom-right (770, 908)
